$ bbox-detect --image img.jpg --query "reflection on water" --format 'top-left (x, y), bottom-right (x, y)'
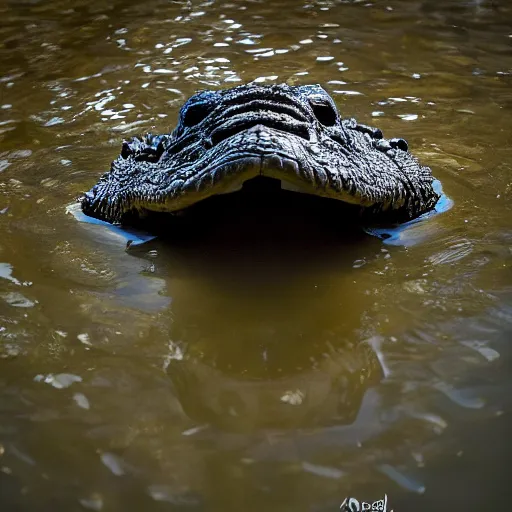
top-left (1, 0), bottom-right (512, 510)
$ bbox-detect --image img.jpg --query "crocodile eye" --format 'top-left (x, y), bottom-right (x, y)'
top-left (182, 102), bottom-right (213, 127)
top-left (309, 99), bottom-right (337, 126)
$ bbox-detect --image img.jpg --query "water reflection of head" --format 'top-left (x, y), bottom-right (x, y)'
top-left (167, 337), bottom-right (383, 432)
top-left (125, 185), bottom-right (386, 431)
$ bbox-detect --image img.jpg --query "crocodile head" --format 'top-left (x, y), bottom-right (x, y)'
top-left (81, 83), bottom-right (439, 225)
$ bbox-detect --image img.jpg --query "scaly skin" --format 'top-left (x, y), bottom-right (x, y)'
top-left (81, 83), bottom-right (439, 224)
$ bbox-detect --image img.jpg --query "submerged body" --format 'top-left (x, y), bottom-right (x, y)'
top-left (81, 83), bottom-right (439, 224)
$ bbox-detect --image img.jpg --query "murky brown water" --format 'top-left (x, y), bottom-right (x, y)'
top-left (1, 0), bottom-right (512, 510)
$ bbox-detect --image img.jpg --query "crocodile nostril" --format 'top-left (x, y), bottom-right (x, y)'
top-left (373, 128), bottom-right (383, 139)
top-left (389, 138), bottom-right (408, 152)
top-left (121, 141), bottom-right (132, 159)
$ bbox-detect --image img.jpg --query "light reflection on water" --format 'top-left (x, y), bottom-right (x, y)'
top-left (1, 0), bottom-right (512, 510)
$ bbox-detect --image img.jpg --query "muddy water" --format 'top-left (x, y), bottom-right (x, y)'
top-left (1, 0), bottom-right (512, 510)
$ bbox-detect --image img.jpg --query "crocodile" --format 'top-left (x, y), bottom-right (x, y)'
top-left (81, 83), bottom-right (440, 225)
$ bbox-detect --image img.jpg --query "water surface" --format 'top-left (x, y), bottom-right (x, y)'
top-left (1, 0), bottom-right (512, 510)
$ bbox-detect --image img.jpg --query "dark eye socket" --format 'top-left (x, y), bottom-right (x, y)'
top-left (309, 100), bottom-right (337, 126)
top-left (182, 102), bottom-right (213, 127)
